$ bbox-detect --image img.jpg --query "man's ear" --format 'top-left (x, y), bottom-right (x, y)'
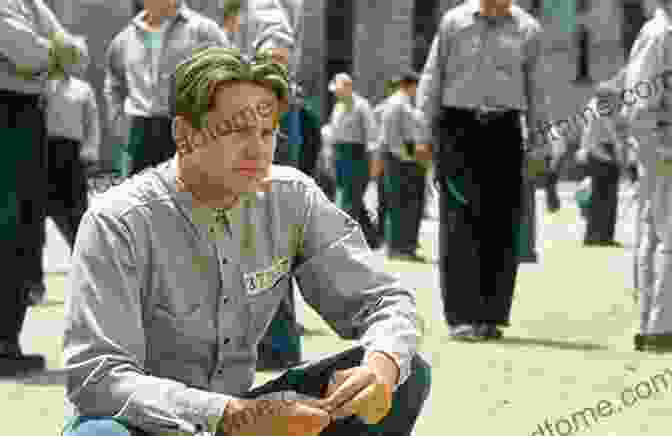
top-left (173, 116), bottom-right (197, 156)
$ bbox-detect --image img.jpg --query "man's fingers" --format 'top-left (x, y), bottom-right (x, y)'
top-left (320, 369), bottom-right (375, 413)
top-left (285, 402), bottom-right (332, 435)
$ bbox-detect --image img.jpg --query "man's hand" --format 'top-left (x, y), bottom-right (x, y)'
top-left (370, 157), bottom-right (384, 179)
top-left (218, 397), bottom-right (330, 436)
top-left (315, 352), bottom-right (397, 425)
top-left (415, 144), bottom-right (433, 163)
top-left (269, 47), bottom-right (290, 66)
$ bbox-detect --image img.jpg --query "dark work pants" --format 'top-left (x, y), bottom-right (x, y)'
top-left (128, 116), bottom-right (176, 176)
top-left (584, 144), bottom-right (621, 244)
top-left (0, 90), bottom-right (47, 345)
top-left (437, 107), bottom-right (524, 327)
top-left (334, 143), bottom-right (378, 246)
top-left (63, 353), bottom-right (431, 436)
top-left (33, 137), bottom-right (88, 283)
top-left (383, 152), bottom-right (426, 253)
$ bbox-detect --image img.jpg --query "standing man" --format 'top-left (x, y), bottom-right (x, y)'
top-left (0, 0), bottom-right (88, 374)
top-left (220, 0), bottom-right (242, 40)
top-left (622, 0), bottom-right (672, 352)
top-left (376, 70), bottom-right (429, 262)
top-left (104, 0), bottom-right (229, 177)
top-left (416, 0), bottom-right (548, 341)
top-left (326, 73), bottom-right (381, 249)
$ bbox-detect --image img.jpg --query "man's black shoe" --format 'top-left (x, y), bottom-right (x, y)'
top-left (0, 342), bottom-right (45, 377)
top-left (477, 324), bottom-right (503, 340)
top-left (448, 324), bottom-right (481, 342)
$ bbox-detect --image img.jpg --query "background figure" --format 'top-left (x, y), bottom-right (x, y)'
top-left (0, 0), bottom-right (88, 375)
top-left (577, 74), bottom-right (630, 247)
top-left (27, 40), bottom-right (101, 306)
top-left (326, 72), bottom-right (381, 249)
top-left (623, 0), bottom-right (672, 352)
top-left (104, 0), bottom-right (228, 177)
top-left (415, 0), bottom-right (547, 341)
top-left (377, 70), bottom-right (428, 262)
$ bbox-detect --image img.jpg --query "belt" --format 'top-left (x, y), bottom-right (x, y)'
top-left (446, 106), bottom-right (520, 123)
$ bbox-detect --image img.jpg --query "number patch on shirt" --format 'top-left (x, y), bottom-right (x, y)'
top-left (243, 256), bottom-right (291, 296)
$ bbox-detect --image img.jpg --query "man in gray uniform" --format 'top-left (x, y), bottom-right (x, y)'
top-left (416, 0), bottom-right (547, 340)
top-left (376, 70), bottom-right (428, 262)
top-left (0, 0), bottom-right (88, 375)
top-left (62, 47), bottom-right (430, 436)
top-left (623, 0), bottom-right (672, 351)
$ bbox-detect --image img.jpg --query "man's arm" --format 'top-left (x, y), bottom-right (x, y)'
top-left (81, 83), bottom-right (101, 166)
top-left (200, 15), bottom-right (232, 48)
top-left (0, 1), bottom-right (52, 71)
top-left (293, 180), bottom-right (421, 391)
top-left (415, 30), bottom-right (445, 148)
top-left (251, 0), bottom-right (295, 53)
top-left (103, 37), bottom-right (128, 139)
top-left (64, 210), bottom-right (232, 435)
top-left (523, 21), bottom-right (548, 152)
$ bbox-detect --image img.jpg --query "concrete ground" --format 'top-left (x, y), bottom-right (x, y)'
top-left (4, 182), bottom-right (672, 436)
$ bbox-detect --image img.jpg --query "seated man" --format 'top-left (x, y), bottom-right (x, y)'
top-left (62, 47), bottom-right (430, 436)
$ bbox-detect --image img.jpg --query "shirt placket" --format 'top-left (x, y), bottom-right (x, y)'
top-left (480, 21), bottom-right (497, 109)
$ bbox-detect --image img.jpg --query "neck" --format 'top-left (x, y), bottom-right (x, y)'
top-left (175, 156), bottom-right (240, 210)
top-left (145, 6), bottom-right (176, 27)
top-left (480, 2), bottom-right (510, 17)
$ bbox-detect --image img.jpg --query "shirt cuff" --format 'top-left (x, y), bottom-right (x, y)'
top-left (257, 34), bottom-right (295, 52)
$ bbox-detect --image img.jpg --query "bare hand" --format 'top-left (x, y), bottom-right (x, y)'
top-left (219, 397), bottom-right (330, 436)
top-left (314, 366), bottom-right (393, 425)
top-left (415, 144), bottom-right (433, 163)
top-left (370, 158), bottom-right (384, 179)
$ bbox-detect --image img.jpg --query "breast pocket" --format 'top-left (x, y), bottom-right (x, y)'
top-left (245, 272), bottom-right (291, 344)
top-left (494, 33), bottom-right (525, 77)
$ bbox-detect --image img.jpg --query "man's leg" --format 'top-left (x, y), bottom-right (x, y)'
top-left (647, 175), bottom-right (672, 336)
top-left (62, 417), bottom-right (147, 436)
top-left (320, 353), bottom-right (431, 436)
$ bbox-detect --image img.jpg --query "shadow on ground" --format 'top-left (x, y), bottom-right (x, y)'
top-left (445, 335), bottom-right (610, 352)
top-left (1, 368), bottom-right (66, 386)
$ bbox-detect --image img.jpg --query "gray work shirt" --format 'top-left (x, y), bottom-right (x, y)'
top-left (45, 76), bottom-right (100, 161)
top-left (377, 92), bottom-right (422, 160)
top-left (233, 0), bottom-right (295, 55)
top-left (327, 92), bottom-right (378, 151)
top-left (0, 0), bottom-right (90, 95)
top-left (103, 2), bottom-right (229, 136)
top-left (621, 7), bottom-right (672, 131)
top-left (415, 1), bottom-right (546, 145)
top-left (63, 158), bottom-right (420, 436)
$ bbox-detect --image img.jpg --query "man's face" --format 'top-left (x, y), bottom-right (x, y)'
top-left (403, 82), bottom-right (418, 98)
top-left (143, 0), bottom-right (176, 15)
top-left (174, 82), bottom-right (280, 196)
top-left (224, 14), bottom-right (241, 33)
top-left (335, 79), bottom-right (353, 98)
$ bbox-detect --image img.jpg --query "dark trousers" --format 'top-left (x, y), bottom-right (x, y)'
top-left (437, 107), bottom-right (524, 327)
top-left (333, 143), bottom-right (378, 246)
top-left (63, 353), bottom-right (431, 436)
top-left (128, 116), bottom-right (176, 176)
top-left (584, 144), bottom-right (621, 244)
top-left (32, 137), bottom-right (88, 282)
top-left (383, 152), bottom-right (426, 253)
top-left (0, 90), bottom-right (47, 345)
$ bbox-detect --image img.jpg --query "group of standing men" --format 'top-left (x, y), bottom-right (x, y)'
top-left (0, 0), bottom-right (296, 375)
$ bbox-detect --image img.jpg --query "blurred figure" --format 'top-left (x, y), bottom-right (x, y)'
top-left (27, 40), bottom-right (101, 306)
top-left (576, 71), bottom-right (631, 247)
top-left (376, 70), bottom-right (429, 262)
top-left (0, 0), bottom-right (88, 375)
top-left (220, 0), bottom-right (242, 39)
top-left (104, 0), bottom-right (228, 177)
top-left (622, 0), bottom-right (672, 352)
top-left (326, 72), bottom-right (382, 249)
top-left (416, 0), bottom-right (548, 341)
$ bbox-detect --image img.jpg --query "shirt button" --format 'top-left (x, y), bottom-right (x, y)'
top-left (223, 338), bottom-right (231, 344)
top-left (217, 368), bottom-right (225, 375)
top-left (221, 257), bottom-right (228, 265)
top-left (222, 296), bottom-right (230, 304)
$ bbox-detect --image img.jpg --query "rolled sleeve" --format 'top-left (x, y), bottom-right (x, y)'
top-left (103, 38), bottom-right (128, 137)
top-left (523, 25), bottom-right (548, 149)
top-left (252, 0), bottom-right (295, 52)
top-left (293, 181), bottom-right (420, 390)
top-left (81, 84), bottom-right (101, 163)
top-left (0, 6), bottom-right (51, 71)
top-left (416, 34), bottom-right (443, 145)
top-left (64, 210), bottom-right (232, 436)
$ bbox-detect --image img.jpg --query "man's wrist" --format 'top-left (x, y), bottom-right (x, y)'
top-left (365, 351), bottom-right (400, 389)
